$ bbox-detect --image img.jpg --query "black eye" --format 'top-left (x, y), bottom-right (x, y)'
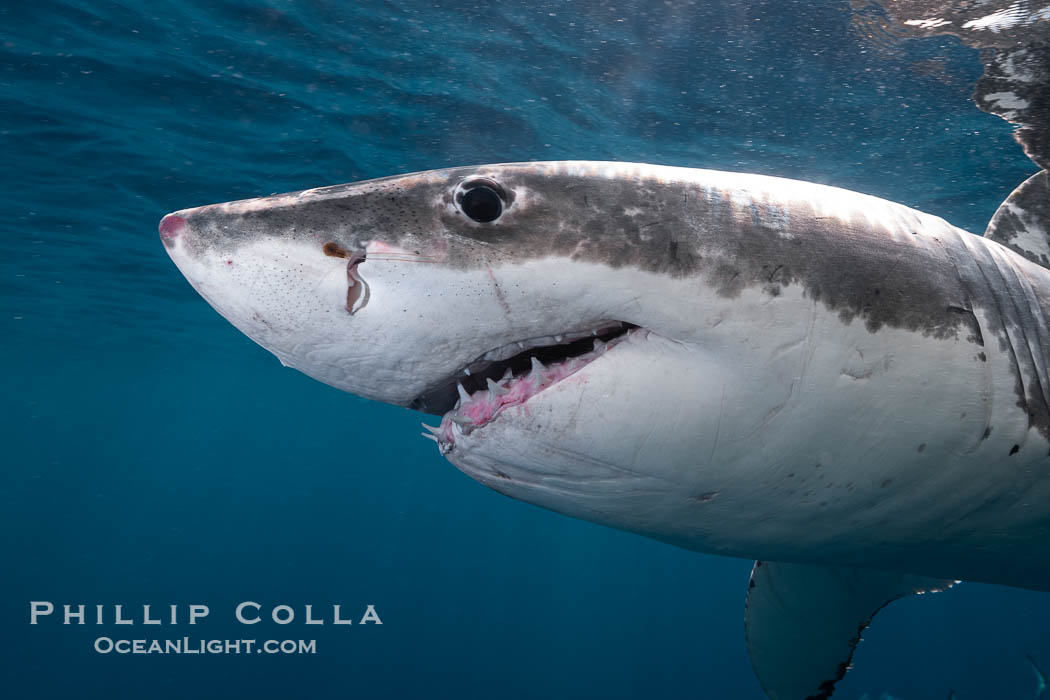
top-left (459, 184), bottom-right (504, 222)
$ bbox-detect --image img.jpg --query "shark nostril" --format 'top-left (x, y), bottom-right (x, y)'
top-left (159, 214), bottom-right (186, 242)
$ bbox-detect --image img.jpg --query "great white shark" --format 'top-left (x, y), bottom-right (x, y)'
top-left (161, 158), bottom-right (1050, 698)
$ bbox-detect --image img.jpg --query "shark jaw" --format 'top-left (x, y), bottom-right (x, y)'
top-left (421, 322), bottom-right (641, 452)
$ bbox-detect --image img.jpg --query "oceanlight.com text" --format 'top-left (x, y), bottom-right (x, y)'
top-left (93, 637), bottom-right (317, 655)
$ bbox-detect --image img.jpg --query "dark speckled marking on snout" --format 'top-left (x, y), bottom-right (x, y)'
top-left (173, 162), bottom-right (1050, 437)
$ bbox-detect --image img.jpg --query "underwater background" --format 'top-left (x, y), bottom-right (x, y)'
top-left (1, 1), bottom-right (1046, 698)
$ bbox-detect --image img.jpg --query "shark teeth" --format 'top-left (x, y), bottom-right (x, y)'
top-left (435, 323), bottom-right (637, 448)
top-left (487, 378), bottom-right (509, 396)
top-left (479, 322), bottom-right (625, 363)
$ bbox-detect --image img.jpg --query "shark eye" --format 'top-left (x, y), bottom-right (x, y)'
top-left (456, 178), bottom-right (506, 223)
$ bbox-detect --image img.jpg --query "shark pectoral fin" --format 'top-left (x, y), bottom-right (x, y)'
top-left (984, 169), bottom-right (1050, 269)
top-left (744, 560), bottom-right (956, 700)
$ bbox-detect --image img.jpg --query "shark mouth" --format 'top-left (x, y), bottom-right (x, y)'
top-left (418, 321), bottom-right (638, 451)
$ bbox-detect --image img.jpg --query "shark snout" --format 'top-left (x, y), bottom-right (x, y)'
top-left (158, 214), bottom-right (187, 245)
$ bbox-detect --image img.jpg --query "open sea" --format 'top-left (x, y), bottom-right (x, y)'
top-left (1, 1), bottom-right (1046, 698)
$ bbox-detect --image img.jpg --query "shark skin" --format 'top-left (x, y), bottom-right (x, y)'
top-left (161, 161), bottom-right (1050, 698)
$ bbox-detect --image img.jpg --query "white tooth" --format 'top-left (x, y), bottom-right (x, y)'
top-left (451, 415), bottom-right (473, 426)
top-left (464, 367), bottom-right (471, 376)
top-left (592, 329), bottom-right (598, 335)
top-left (530, 357), bottom-right (545, 373)
top-left (517, 341), bottom-right (526, 349)
top-left (502, 368), bottom-right (513, 381)
top-left (487, 378), bottom-right (509, 396)
top-left (421, 432), bottom-right (439, 443)
top-left (422, 422), bottom-right (442, 436)
top-left (554, 334), bottom-right (563, 343)
top-left (594, 338), bottom-right (607, 352)
top-left (457, 382), bottom-right (471, 404)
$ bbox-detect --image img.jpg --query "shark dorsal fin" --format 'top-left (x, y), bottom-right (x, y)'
top-left (985, 170), bottom-right (1050, 269)
top-left (745, 561), bottom-right (956, 700)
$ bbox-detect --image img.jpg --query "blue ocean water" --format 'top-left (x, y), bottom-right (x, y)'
top-left (1, 1), bottom-right (1045, 698)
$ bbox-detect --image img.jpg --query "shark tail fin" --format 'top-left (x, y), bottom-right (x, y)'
top-left (745, 561), bottom-right (956, 700)
top-left (984, 170), bottom-right (1050, 269)
top-left (1027, 654), bottom-right (1048, 700)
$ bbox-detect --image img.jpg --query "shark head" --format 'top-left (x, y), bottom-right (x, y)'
top-left (160, 160), bottom-right (984, 553)
top-left (161, 161), bottom-right (786, 536)
top-left (161, 163), bottom-right (707, 407)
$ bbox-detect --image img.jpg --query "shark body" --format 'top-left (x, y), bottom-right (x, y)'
top-left (162, 161), bottom-right (1050, 698)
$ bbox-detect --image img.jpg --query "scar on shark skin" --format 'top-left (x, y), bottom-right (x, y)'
top-left (323, 242), bottom-right (370, 314)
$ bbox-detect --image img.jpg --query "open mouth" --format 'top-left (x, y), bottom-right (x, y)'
top-left (418, 321), bottom-right (638, 451)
